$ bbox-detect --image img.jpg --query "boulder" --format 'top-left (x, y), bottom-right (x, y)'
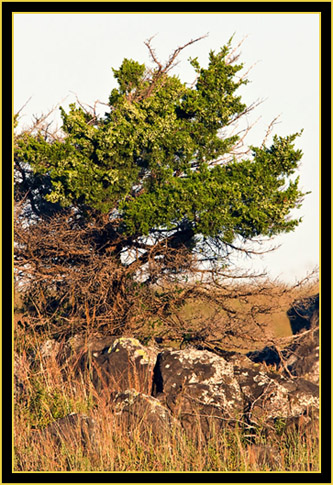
top-left (287, 293), bottom-right (319, 335)
top-left (281, 327), bottom-right (319, 384)
top-left (246, 346), bottom-right (280, 367)
top-left (112, 389), bottom-right (180, 440)
top-left (66, 334), bottom-right (117, 355)
top-left (36, 321), bottom-right (319, 444)
top-left (246, 293), bottom-right (320, 384)
top-left (58, 334), bottom-right (118, 367)
top-left (152, 348), bottom-right (244, 436)
top-left (77, 338), bottom-right (158, 397)
top-left (204, 349), bottom-right (319, 429)
top-left (218, 351), bottom-right (319, 429)
top-left (42, 412), bottom-right (97, 449)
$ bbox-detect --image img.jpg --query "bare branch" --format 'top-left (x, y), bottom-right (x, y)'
top-left (15, 96), bottom-right (33, 119)
top-left (144, 35), bottom-right (163, 71)
top-left (145, 33), bottom-right (209, 75)
top-left (225, 34), bottom-right (249, 65)
top-left (163, 34), bottom-right (209, 74)
top-left (261, 115), bottom-right (281, 147)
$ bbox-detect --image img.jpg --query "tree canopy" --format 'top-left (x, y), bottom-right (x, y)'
top-left (15, 37), bottom-right (304, 249)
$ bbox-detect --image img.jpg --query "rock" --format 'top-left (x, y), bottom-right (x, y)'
top-left (242, 370), bottom-right (319, 427)
top-left (287, 293), bottom-right (319, 335)
top-left (281, 327), bottom-right (319, 384)
top-left (67, 334), bottom-right (117, 355)
top-left (152, 346), bottom-right (319, 437)
top-left (246, 346), bottom-right (280, 367)
top-left (39, 339), bottom-right (61, 360)
top-left (42, 413), bottom-right (97, 449)
top-left (246, 294), bottom-right (319, 384)
top-left (152, 348), bottom-right (244, 436)
top-left (200, 349), bottom-right (319, 432)
top-left (59, 334), bottom-right (118, 366)
top-left (41, 326), bottom-right (319, 444)
top-left (77, 338), bottom-right (158, 397)
top-left (112, 389), bottom-right (180, 440)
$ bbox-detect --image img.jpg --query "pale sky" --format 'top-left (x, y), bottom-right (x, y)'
top-left (13, 13), bottom-right (320, 284)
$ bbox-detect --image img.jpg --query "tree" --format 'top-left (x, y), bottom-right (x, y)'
top-left (14, 36), bottom-right (306, 338)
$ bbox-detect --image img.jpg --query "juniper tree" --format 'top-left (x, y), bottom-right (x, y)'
top-left (14, 36), bottom-right (306, 334)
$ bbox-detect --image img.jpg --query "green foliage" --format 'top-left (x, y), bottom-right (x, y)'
top-left (24, 384), bottom-right (69, 428)
top-left (15, 39), bottom-right (306, 253)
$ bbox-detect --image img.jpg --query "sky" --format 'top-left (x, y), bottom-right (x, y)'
top-left (13, 12), bottom-right (320, 284)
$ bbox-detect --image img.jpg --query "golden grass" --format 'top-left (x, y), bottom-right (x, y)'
top-left (14, 392), bottom-right (319, 472)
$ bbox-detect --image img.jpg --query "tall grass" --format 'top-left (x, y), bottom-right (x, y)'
top-left (14, 406), bottom-right (320, 472)
top-left (13, 322), bottom-right (319, 473)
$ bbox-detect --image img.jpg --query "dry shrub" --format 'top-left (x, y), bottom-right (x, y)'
top-left (146, 271), bottom-right (318, 352)
top-left (15, 196), bottom-right (319, 351)
top-left (14, 205), bottom-right (170, 337)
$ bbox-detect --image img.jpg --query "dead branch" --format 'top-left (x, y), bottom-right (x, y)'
top-left (145, 34), bottom-right (209, 75)
top-left (225, 34), bottom-right (249, 65)
top-left (15, 96), bottom-right (33, 119)
top-left (261, 115), bottom-right (281, 147)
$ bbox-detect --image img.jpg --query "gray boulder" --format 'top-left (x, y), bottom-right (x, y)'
top-left (245, 372), bottom-right (319, 426)
top-left (77, 337), bottom-right (158, 397)
top-left (210, 351), bottom-right (319, 429)
top-left (112, 389), bottom-right (180, 440)
top-left (42, 412), bottom-right (97, 449)
top-left (38, 324), bottom-right (319, 443)
top-left (152, 348), bottom-right (244, 436)
top-left (59, 334), bottom-right (117, 367)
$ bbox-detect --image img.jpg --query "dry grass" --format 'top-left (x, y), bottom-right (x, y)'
top-left (14, 372), bottom-right (320, 473)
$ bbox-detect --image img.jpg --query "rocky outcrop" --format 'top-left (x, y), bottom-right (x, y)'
top-left (33, 294), bottom-right (319, 448)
